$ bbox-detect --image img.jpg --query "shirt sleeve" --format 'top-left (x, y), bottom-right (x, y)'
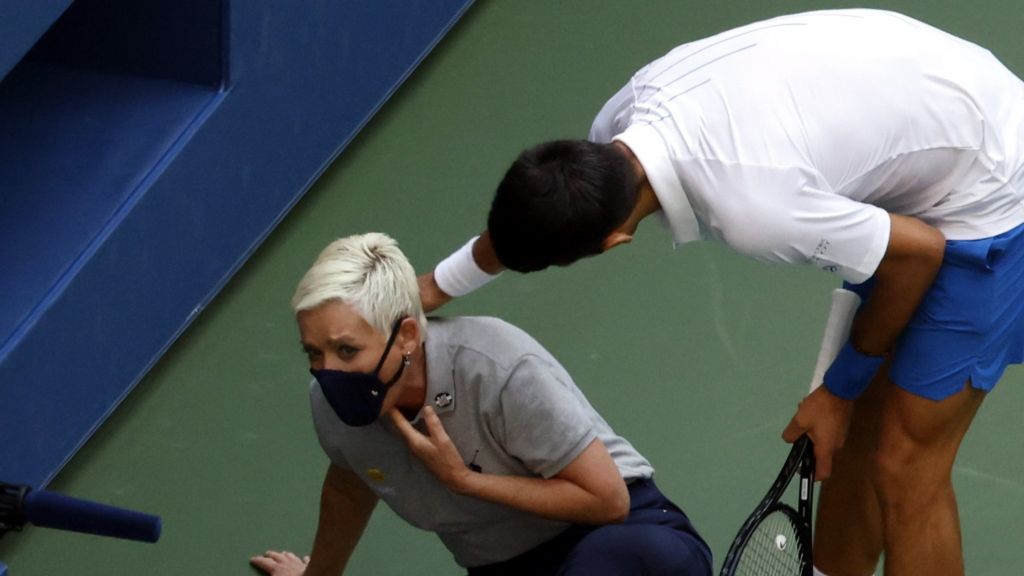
top-left (494, 355), bottom-right (598, 479)
top-left (680, 158), bottom-right (891, 283)
top-left (589, 81), bottom-right (636, 143)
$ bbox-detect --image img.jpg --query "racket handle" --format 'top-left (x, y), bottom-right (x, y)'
top-left (809, 288), bottom-right (861, 392)
top-left (22, 489), bottom-right (162, 543)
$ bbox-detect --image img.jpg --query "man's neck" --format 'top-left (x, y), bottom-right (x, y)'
top-left (609, 143), bottom-right (660, 237)
top-left (612, 140), bottom-right (661, 218)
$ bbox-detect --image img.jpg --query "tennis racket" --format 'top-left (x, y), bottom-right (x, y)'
top-left (719, 288), bottom-right (861, 576)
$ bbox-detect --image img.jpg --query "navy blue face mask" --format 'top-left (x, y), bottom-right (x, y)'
top-left (311, 317), bottom-right (408, 427)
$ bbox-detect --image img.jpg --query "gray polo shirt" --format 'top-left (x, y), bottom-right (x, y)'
top-left (310, 316), bottom-right (653, 568)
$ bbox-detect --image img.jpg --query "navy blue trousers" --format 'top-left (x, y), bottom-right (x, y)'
top-left (467, 479), bottom-right (712, 576)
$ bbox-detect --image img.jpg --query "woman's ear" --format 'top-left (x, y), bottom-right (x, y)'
top-left (398, 317), bottom-right (421, 354)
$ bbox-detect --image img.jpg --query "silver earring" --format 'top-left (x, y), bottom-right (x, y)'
top-left (402, 354), bottom-right (412, 366)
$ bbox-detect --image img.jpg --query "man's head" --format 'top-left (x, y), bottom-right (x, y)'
top-left (487, 140), bottom-right (641, 272)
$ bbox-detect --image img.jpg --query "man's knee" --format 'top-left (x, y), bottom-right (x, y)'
top-left (870, 379), bottom-right (981, 511)
top-left (869, 439), bottom-right (953, 516)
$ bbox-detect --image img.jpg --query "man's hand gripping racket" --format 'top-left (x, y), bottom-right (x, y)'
top-left (781, 288), bottom-right (862, 480)
top-left (719, 288), bottom-right (860, 576)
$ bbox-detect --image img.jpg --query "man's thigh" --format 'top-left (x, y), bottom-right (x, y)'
top-left (875, 378), bottom-right (986, 489)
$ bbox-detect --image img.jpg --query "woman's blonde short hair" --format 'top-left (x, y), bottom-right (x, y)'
top-left (291, 233), bottom-right (427, 334)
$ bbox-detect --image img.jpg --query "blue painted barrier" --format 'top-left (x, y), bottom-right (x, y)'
top-left (0, 0), bottom-right (71, 82)
top-left (0, 0), bottom-right (474, 489)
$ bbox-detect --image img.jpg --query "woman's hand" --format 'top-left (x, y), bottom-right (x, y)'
top-left (389, 406), bottom-right (629, 524)
top-left (250, 550), bottom-right (310, 576)
top-left (388, 407), bottom-right (473, 492)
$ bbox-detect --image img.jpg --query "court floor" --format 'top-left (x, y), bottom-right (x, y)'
top-left (2, 1), bottom-right (1023, 574)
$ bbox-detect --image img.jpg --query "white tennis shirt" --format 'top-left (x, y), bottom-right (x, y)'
top-left (592, 9), bottom-right (1024, 283)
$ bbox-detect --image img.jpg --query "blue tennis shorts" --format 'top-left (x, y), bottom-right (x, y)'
top-left (845, 221), bottom-right (1024, 401)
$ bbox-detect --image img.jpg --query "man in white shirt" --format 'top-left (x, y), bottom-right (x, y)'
top-left (418, 9), bottom-right (1024, 576)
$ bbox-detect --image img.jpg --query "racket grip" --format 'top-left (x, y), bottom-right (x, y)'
top-left (22, 489), bottom-right (162, 543)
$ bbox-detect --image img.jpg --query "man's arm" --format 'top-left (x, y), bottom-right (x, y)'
top-left (251, 464), bottom-right (378, 576)
top-left (471, 231), bottom-right (505, 274)
top-left (389, 407), bottom-right (629, 525)
top-left (417, 273), bottom-right (453, 314)
top-left (419, 232), bottom-right (505, 313)
top-left (783, 213), bottom-right (945, 478)
top-left (848, 213), bottom-right (945, 355)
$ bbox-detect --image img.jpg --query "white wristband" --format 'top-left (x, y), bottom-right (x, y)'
top-left (434, 236), bottom-right (501, 297)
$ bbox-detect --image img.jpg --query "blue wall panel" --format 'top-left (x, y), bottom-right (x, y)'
top-left (27, 0), bottom-right (224, 86)
top-left (0, 0), bottom-right (474, 488)
top-left (0, 64), bottom-right (222, 354)
top-left (0, 0), bottom-right (71, 81)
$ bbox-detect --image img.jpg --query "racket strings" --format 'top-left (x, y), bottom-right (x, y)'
top-left (734, 510), bottom-right (807, 575)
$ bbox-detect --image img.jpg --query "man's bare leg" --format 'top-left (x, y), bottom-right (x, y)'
top-left (874, 379), bottom-right (985, 576)
top-left (813, 368), bottom-right (887, 576)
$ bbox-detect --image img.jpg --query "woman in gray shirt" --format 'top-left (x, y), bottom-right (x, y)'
top-left (250, 233), bottom-right (710, 575)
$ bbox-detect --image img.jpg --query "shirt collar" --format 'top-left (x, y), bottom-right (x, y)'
top-left (614, 126), bottom-right (701, 245)
top-left (412, 325), bottom-right (457, 423)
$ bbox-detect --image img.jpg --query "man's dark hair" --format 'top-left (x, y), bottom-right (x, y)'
top-left (487, 140), bottom-right (639, 272)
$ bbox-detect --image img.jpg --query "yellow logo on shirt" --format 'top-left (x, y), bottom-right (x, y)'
top-left (366, 468), bottom-right (386, 482)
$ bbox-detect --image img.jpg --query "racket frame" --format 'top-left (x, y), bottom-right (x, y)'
top-left (719, 435), bottom-right (816, 576)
